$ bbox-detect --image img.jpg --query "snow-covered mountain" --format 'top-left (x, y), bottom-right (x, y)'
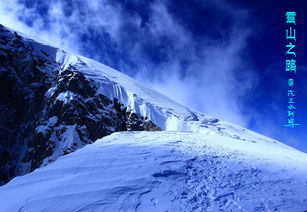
top-left (1, 23), bottom-right (213, 184)
top-left (0, 24), bottom-right (223, 183)
top-left (0, 24), bottom-right (307, 211)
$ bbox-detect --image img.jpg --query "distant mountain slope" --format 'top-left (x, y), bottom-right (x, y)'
top-left (0, 131), bottom-right (306, 212)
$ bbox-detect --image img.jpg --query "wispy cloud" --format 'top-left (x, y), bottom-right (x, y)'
top-left (0, 0), bottom-right (258, 127)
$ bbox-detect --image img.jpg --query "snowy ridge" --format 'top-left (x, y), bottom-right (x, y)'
top-left (54, 48), bottom-right (292, 150)
top-left (0, 131), bottom-right (306, 212)
top-left (55, 51), bottom-right (215, 131)
top-left (1, 24), bottom-right (293, 149)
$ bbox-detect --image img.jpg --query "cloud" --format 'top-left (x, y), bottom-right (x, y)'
top-left (0, 0), bottom-right (74, 52)
top-left (133, 1), bottom-right (257, 126)
top-left (0, 0), bottom-right (257, 127)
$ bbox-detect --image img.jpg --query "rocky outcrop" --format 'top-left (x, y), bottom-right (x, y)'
top-left (0, 25), bottom-right (160, 185)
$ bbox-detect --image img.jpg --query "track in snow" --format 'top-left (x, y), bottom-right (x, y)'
top-left (0, 131), bottom-right (307, 212)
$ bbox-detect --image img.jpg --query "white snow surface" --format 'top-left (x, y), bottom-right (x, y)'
top-left (0, 131), bottom-right (307, 212)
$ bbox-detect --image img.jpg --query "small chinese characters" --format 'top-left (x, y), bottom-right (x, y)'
top-left (284, 11), bottom-right (299, 128)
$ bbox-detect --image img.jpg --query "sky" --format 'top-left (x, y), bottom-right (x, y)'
top-left (0, 0), bottom-right (306, 152)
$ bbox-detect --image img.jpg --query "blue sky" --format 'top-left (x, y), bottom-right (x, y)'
top-left (0, 0), bottom-right (306, 152)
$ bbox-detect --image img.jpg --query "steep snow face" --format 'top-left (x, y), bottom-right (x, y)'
top-left (55, 51), bottom-right (217, 131)
top-left (53, 35), bottom-right (291, 149)
top-left (0, 131), bottom-right (306, 212)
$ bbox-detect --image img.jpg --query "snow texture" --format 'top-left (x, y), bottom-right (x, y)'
top-left (0, 131), bottom-right (306, 212)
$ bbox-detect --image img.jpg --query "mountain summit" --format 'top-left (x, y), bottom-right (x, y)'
top-left (0, 25), bottom-right (306, 211)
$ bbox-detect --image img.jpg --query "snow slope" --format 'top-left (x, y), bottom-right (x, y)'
top-left (44, 36), bottom-right (301, 150)
top-left (55, 51), bottom-right (216, 131)
top-left (0, 131), bottom-right (307, 212)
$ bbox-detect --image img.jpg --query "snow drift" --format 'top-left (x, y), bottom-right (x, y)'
top-left (0, 131), bottom-right (306, 212)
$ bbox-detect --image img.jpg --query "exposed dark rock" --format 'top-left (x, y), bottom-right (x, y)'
top-left (0, 25), bottom-right (161, 185)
